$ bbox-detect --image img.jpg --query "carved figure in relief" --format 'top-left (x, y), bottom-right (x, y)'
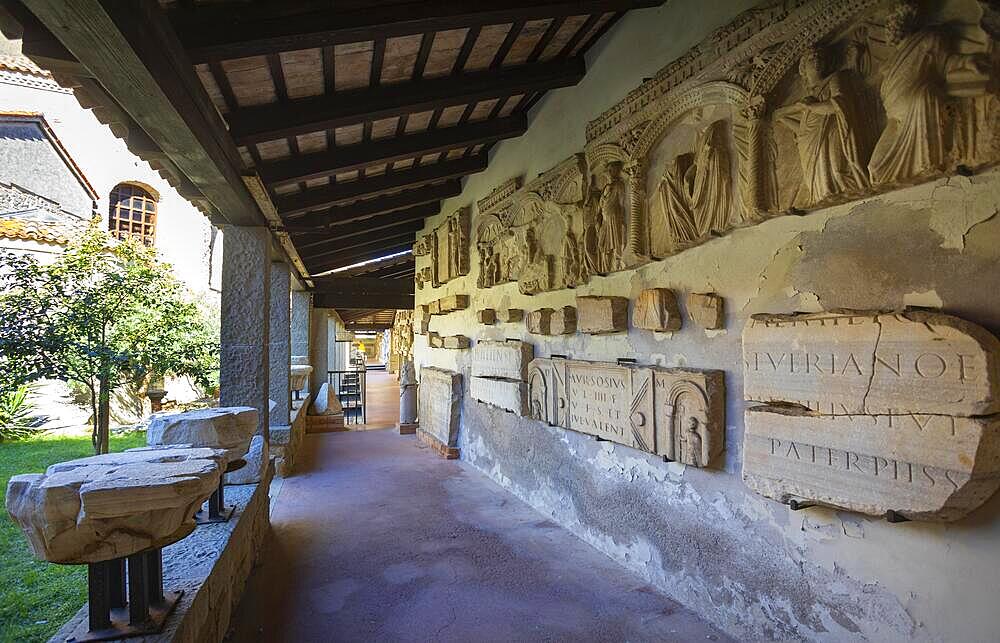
top-left (592, 161), bottom-right (627, 273)
top-left (774, 46), bottom-right (870, 206)
top-left (664, 381), bottom-right (710, 466)
top-left (689, 119), bottom-right (733, 236)
top-left (652, 153), bottom-right (699, 255)
top-left (561, 226), bottom-right (585, 288)
top-left (868, 3), bottom-right (993, 185)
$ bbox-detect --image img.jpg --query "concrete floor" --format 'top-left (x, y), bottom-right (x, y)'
top-left (229, 430), bottom-right (731, 642)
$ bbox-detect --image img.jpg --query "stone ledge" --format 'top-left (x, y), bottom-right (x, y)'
top-left (271, 401), bottom-right (307, 477)
top-left (49, 464), bottom-right (273, 643)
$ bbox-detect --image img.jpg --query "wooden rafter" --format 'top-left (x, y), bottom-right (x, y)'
top-left (309, 243), bottom-right (415, 274)
top-left (292, 212), bottom-right (434, 249)
top-left (300, 225), bottom-right (422, 262)
top-left (278, 179), bottom-right (459, 220)
top-left (273, 155), bottom-right (485, 206)
top-left (227, 61), bottom-right (578, 145)
top-left (260, 132), bottom-right (497, 187)
top-left (172, 1), bottom-right (663, 62)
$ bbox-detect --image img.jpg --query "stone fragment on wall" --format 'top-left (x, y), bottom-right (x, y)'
top-left (577, 296), bottom-right (629, 334)
top-left (635, 288), bottom-right (682, 331)
top-left (470, 377), bottom-right (529, 416)
top-left (428, 300), bottom-right (441, 315)
top-left (742, 309), bottom-right (1000, 521)
top-left (527, 358), bottom-right (725, 466)
top-left (498, 308), bottom-right (524, 323)
top-left (551, 306), bottom-right (577, 335)
top-left (477, 309), bottom-right (496, 325)
top-left (428, 332), bottom-right (443, 348)
top-left (441, 335), bottom-right (471, 350)
top-left (526, 308), bottom-right (554, 335)
top-left (743, 310), bottom-right (1000, 416)
top-left (437, 294), bottom-right (469, 313)
top-left (418, 366), bottom-right (462, 449)
top-left (687, 293), bottom-right (724, 329)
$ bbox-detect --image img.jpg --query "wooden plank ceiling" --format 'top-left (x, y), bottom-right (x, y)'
top-left (4, 0), bottom-right (662, 324)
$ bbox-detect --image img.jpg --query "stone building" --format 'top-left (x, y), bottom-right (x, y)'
top-left (4, 1), bottom-right (1000, 641)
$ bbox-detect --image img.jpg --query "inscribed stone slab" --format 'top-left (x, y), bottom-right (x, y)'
top-left (577, 296), bottom-right (628, 334)
top-left (419, 367), bottom-right (462, 447)
top-left (472, 340), bottom-right (533, 380)
top-left (471, 377), bottom-right (529, 415)
top-left (742, 310), bottom-right (1000, 416)
top-left (528, 358), bottom-right (725, 465)
top-left (743, 405), bottom-right (1000, 521)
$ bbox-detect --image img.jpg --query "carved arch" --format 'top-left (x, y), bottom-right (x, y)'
top-left (660, 379), bottom-right (711, 464)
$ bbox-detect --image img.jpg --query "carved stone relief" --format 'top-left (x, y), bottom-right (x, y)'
top-left (742, 309), bottom-right (1000, 521)
top-left (635, 288), bottom-right (682, 331)
top-left (477, 308), bottom-right (497, 325)
top-left (527, 358), bottom-right (725, 467)
top-left (415, 207), bottom-right (469, 287)
top-left (428, 294), bottom-right (469, 315)
top-left (470, 0), bottom-right (1000, 296)
top-left (527, 306), bottom-right (576, 336)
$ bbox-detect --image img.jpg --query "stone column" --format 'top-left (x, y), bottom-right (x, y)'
top-left (309, 308), bottom-right (330, 398)
top-left (291, 290), bottom-right (311, 360)
top-left (269, 263), bottom-right (291, 428)
top-left (220, 226), bottom-right (270, 439)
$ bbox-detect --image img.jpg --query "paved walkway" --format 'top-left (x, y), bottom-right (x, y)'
top-left (229, 430), bottom-right (730, 642)
top-left (356, 369), bottom-right (399, 430)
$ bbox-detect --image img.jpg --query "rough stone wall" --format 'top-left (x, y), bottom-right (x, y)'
top-left (412, 2), bottom-right (1000, 641)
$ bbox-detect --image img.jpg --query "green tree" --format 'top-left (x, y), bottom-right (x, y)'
top-left (0, 221), bottom-right (219, 453)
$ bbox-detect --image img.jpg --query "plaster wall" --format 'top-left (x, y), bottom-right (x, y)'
top-left (413, 2), bottom-right (1000, 641)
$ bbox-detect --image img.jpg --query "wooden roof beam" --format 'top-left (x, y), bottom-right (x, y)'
top-left (314, 292), bottom-right (413, 309)
top-left (173, 1), bottom-right (663, 62)
top-left (228, 60), bottom-right (579, 145)
top-left (285, 179), bottom-right (454, 231)
top-left (312, 276), bottom-right (413, 296)
top-left (299, 221), bottom-right (424, 260)
top-left (274, 154), bottom-right (488, 216)
top-left (308, 243), bottom-right (415, 275)
top-left (257, 114), bottom-right (528, 185)
top-left (291, 210), bottom-right (434, 249)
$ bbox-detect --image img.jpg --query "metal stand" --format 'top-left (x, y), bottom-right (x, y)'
top-left (194, 458), bottom-right (245, 524)
top-left (72, 549), bottom-right (181, 641)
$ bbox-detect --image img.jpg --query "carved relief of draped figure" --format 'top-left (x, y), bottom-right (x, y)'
top-left (775, 47), bottom-right (870, 206)
top-left (651, 152), bottom-right (698, 257)
top-left (869, 4), bottom-right (993, 185)
top-left (594, 161), bottom-right (627, 273)
top-left (689, 119), bottom-right (733, 236)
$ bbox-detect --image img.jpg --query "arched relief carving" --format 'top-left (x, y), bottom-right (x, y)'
top-left (471, 0), bottom-right (1000, 296)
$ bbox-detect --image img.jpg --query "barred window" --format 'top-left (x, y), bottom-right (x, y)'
top-left (108, 183), bottom-right (157, 246)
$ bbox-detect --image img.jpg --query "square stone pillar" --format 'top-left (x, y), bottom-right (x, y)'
top-left (269, 263), bottom-right (291, 428)
top-left (220, 226), bottom-right (271, 442)
top-left (291, 290), bottom-right (311, 360)
top-left (309, 308), bottom-right (330, 398)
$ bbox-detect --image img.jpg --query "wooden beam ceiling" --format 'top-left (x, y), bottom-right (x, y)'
top-left (264, 152), bottom-right (486, 194)
top-left (309, 243), bottom-right (414, 274)
top-left (228, 62), bottom-right (576, 145)
top-left (312, 276), bottom-right (412, 296)
top-left (314, 292), bottom-right (413, 309)
top-left (260, 132), bottom-right (499, 187)
top-left (293, 213), bottom-right (432, 250)
top-left (172, 1), bottom-right (661, 62)
top-left (284, 179), bottom-right (462, 231)
top-left (300, 225), bottom-right (421, 262)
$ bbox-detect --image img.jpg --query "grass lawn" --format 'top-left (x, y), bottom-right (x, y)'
top-left (1, 431), bottom-right (146, 643)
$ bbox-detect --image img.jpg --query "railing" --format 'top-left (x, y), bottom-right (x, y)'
top-left (328, 368), bottom-right (366, 425)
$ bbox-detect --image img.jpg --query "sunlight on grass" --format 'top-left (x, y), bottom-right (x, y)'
top-left (1, 431), bottom-right (146, 643)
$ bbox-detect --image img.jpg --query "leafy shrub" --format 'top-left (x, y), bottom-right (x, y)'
top-left (0, 385), bottom-right (39, 441)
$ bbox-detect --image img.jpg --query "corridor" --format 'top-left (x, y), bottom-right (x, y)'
top-left (228, 430), bottom-right (730, 642)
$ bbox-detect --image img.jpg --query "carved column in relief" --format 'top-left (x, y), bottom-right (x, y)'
top-left (626, 161), bottom-right (647, 256)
